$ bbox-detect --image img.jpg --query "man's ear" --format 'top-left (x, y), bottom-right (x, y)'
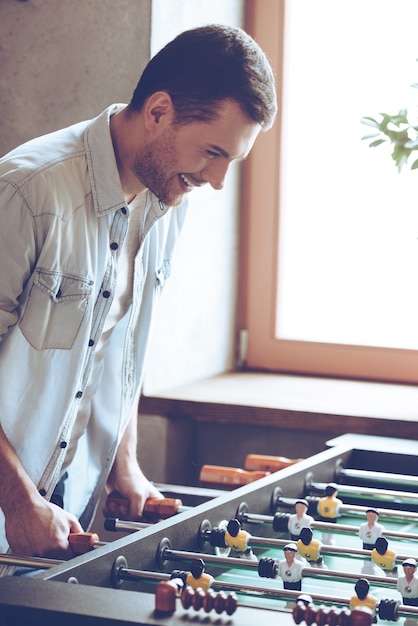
top-left (144, 91), bottom-right (174, 131)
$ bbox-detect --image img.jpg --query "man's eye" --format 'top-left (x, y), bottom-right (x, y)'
top-left (207, 151), bottom-right (219, 158)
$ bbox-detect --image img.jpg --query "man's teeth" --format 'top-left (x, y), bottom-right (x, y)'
top-left (180, 174), bottom-right (193, 187)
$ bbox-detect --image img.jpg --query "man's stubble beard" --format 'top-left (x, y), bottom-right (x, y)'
top-left (132, 126), bottom-right (182, 206)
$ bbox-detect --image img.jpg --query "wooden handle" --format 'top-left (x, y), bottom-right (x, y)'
top-left (199, 465), bottom-right (269, 486)
top-left (105, 491), bottom-right (183, 519)
top-left (244, 454), bottom-right (303, 472)
top-left (143, 497), bottom-right (183, 518)
top-left (68, 532), bottom-right (100, 555)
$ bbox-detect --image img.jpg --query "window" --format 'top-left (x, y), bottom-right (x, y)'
top-left (242, 0), bottom-right (418, 383)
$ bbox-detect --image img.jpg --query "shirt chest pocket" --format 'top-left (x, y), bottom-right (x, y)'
top-left (19, 269), bottom-right (93, 350)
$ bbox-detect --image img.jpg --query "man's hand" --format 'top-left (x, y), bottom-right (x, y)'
top-left (103, 465), bottom-right (163, 520)
top-left (5, 492), bottom-right (83, 558)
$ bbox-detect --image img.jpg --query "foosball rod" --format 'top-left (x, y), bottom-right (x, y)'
top-left (0, 530), bottom-right (116, 569)
top-left (276, 495), bottom-right (418, 522)
top-left (336, 467), bottom-right (418, 490)
top-left (111, 555), bottom-right (418, 620)
top-left (157, 541), bottom-right (396, 588)
top-left (0, 554), bottom-right (63, 569)
top-left (307, 480), bottom-right (418, 505)
top-left (238, 510), bottom-right (418, 541)
top-left (153, 482), bottom-right (227, 499)
top-left (197, 524), bottom-right (418, 563)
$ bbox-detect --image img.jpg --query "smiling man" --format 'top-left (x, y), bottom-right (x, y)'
top-left (0, 24), bottom-right (277, 568)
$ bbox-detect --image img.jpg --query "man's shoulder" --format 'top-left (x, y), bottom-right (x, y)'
top-left (0, 106), bottom-right (118, 184)
top-left (0, 119), bottom-right (89, 185)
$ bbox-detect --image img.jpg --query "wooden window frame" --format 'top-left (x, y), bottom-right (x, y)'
top-left (241, 0), bottom-right (418, 384)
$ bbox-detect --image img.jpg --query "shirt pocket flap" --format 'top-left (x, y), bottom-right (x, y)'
top-left (34, 269), bottom-right (93, 302)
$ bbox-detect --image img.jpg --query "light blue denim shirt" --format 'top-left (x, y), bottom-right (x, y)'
top-left (0, 105), bottom-right (188, 555)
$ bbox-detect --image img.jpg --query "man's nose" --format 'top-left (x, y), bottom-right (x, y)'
top-left (201, 160), bottom-right (230, 190)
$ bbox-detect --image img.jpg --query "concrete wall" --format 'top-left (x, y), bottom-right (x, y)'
top-left (0, 0), bottom-right (151, 155)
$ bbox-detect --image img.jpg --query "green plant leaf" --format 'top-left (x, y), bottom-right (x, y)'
top-left (360, 117), bottom-right (380, 128)
top-left (361, 132), bottom-right (380, 141)
top-left (369, 139), bottom-right (387, 148)
top-left (404, 138), bottom-right (418, 149)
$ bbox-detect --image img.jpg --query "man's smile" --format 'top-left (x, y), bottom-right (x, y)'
top-left (179, 173), bottom-right (204, 191)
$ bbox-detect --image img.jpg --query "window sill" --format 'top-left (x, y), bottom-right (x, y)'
top-left (141, 371), bottom-right (418, 439)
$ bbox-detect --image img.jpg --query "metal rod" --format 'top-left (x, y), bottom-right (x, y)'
top-left (338, 468), bottom-right (418, 489)
top-left (308, 481), bottom-right (418, 504)
top-left (160, 547), bottom-right (395, 588)
top-left (153, 482), bottom-right (226, 499)
top-left (198, 531), bottom-right (417, 563)
top-left (116, 563), bottom-right (418, 617)
top-left (0, 541), bottom-right (107, 569)
top-left (0, 554), bottom-right (63, 569)
top-left (278, 497), bottom-right (418, 521)
top-left (242, 512), bottom-right (418, 541)
top-left (104, 518), bottom-right (151, 533)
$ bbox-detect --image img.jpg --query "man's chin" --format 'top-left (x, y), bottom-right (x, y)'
top-left (160, 193), bottom-right (185, 208)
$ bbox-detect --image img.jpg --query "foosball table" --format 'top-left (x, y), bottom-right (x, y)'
top-left (1, 434), bottom-right (418, 626)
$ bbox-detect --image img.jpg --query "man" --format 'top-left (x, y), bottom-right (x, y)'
top-left (0, 24), bottom-right (277, 569)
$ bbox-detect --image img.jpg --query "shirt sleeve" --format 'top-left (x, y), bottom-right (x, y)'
top-left (0, 180), bottom-right (37, 341)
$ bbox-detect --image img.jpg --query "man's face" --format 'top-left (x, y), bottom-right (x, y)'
top-left (132, 99), bottom-right (261, 206)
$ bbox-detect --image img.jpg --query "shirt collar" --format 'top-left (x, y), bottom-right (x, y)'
top-left (84, 104), bottom-right (185, 220)
top-left (84, 104), bottom-right (129, 216)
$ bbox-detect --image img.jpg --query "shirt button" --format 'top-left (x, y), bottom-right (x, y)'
top-left (110, 242), bottom-right (118, 250)
top-left (88, 339), bottom-right (94, 347)
top-left (39, 488), bottom-right (47, 497)
top-left (103, 290), bottom-right (110, 298)
top-left (75, 390), bottom-right (83, 398)
top-left (121, 207), bottom-right (127, 215)
top-left (60, 441), bottom-right (67, 449)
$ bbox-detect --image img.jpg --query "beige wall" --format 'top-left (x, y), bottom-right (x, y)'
top-left (0, 0), bottom-right (151, 155)
top-left (143, 0), bottom-right (245, 394)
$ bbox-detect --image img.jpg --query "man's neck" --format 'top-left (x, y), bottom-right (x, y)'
top-left (110, 106), bottom-right (147, 202)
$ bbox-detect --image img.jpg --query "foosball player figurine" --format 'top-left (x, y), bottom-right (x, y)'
top-left (317, 483), bottom-right (342, 522)
top-left (258, 544), bottom-right (306, 591)
top-left (186, 558), bottom-right (214, 591)
top-left (397, 558), bottom-right (418, 606)
top-left (371, 537), bottom-right (397, 574)
top-left (350, 579), bottom-right (377, 622)
top-left (278, 543), bottom-right (305, 591)
top-left (297, 527), bottom-right (324, 567)
top-left (224, 518), bottom-right (257, 561)
top-left (288, 499), bottom-right (314, 541)
top-left (170, 559), bottom-right (214, 592)
top-left (358, 509), bottom-right (384, 550)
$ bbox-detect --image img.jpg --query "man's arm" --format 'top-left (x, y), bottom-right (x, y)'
top-left (0, 424), bottom-right (83, 557)
top-left (103, 393), bottom-right (162, 520)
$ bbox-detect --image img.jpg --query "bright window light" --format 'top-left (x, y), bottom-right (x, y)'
top-left (277, 0), bottom-right (418, 350)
